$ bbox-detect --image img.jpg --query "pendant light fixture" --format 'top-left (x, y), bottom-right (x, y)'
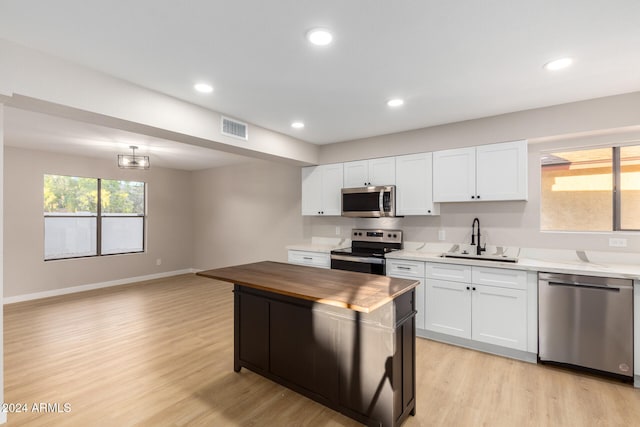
top-left (117, 146), bottom-right (150, 169)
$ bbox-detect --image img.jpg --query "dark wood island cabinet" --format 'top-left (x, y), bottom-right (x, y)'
top-left (198, 261), bottom-right (418, 427)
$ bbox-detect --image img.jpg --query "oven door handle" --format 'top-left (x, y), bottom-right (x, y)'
top-left (379, 189), bottom-right (384, 214)
top-left (331, 254), bottom-right (385, 265)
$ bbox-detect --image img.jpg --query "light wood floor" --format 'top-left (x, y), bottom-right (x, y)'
top-left (4, 274), bottom-right (640, 426)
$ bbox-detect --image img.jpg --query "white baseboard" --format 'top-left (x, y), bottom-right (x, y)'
top-left (3, 269), bottom-right (198, 305)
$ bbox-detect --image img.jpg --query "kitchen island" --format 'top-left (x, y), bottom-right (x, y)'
top-left (198, 261), bottom-right (419, 427)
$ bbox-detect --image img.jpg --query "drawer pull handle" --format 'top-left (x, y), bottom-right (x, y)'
top-left (397, 266), bottom-right (411, 270)
top-left (303, 257), bottom-right (313, 260)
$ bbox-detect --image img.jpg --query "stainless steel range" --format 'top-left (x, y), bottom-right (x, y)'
top-left (330, 229), bottom-right (403, 275)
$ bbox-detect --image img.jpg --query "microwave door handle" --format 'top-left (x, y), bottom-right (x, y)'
top-left (379, 189), bottom-right (384, 213)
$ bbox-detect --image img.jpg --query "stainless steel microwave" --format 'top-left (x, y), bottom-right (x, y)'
top-left (341, 186), bottom-right (396, 218)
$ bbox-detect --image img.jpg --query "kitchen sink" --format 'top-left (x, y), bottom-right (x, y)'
top-left (441, 252), bottom-right (519, 263)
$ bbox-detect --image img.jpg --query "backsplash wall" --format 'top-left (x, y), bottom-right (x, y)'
top-left (305, 204), bottom-right (640, 253)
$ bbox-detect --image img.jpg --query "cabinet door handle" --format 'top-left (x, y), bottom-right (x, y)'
top-left (472, 287), bottom-right (476, 291)
top-left (477, 195), bottom-right (480, 199)
top-left (427, 210), bottom-right (431, 213)
top-left (466, 286), bottom-right (470, 290)
top-left (471, 195), bottom-right (475, 199)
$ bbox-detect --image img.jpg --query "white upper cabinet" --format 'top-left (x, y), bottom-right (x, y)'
top-left (395, 153), bottom-right (439, 216)
top-left (368, 157), bottom-right (396, 186)
top-left (433, 147), bottom-right (476, 202)
top-left (321, 163), bottom-right (344, 215)
top-left (343, 160), bottom-right (368, 187)
top-left (301, 166), bottom-right (322, 215)
top-left (301, 163), bottom-right (344, 216)
top-left (476, 140), bottom-right (528, 201)
top-left (433, 140), bottom-right (528, 202)
top-left (343, 157), bottom-right (396, 187)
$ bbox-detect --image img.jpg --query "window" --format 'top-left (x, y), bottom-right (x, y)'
top-left (540, 145), bottom-right (640, 231)
top-left (44, 175), bottom-right (145, 260)
top-left (619, 146), bottom-right (640, 230)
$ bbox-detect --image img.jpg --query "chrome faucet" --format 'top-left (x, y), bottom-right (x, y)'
top-left (471, 217), bottom-right (486, 256)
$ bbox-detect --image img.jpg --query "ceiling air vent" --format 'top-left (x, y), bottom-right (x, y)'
top-left (221, 116), bottom-right (248, 140)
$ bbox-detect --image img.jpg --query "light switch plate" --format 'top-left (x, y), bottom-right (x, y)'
top-left (438, 229), bottom-right (446, 241)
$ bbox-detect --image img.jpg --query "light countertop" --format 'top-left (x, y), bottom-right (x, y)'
top-left (287, 239), bottom-right (640, 280)
top-left (286, 236), bottom-right (350, 253)
top-left (286, 243), bottom-right (345, 253)
top-left (386, 246), bottom-right (640, 280)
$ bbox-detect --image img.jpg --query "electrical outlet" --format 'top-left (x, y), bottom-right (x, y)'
top-left (335, 226), bottom-right (341, 236)
top-left (609, 238), bottom-right (627, 248)
top-left (156, 258), bottom-right (162, 266)
top-left (438, 229), bottom-right (446, 241)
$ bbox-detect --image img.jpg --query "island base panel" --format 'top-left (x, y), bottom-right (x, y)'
top-left (233, 284), bottom-right (416, 427)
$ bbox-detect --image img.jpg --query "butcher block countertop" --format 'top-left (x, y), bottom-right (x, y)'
top-left (197, 261), bottom-right (418, 313)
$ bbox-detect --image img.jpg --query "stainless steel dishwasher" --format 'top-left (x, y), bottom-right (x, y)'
top-left (538, 272), bottom-right (634, 380)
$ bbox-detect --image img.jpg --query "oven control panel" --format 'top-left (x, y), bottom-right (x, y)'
top-left (352, 229), bottom-right (402, 244)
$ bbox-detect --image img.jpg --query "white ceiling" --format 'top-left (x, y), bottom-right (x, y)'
top-left (3, 107), bottom-right (252, 171)
top-left (1, 0), bottom-right (640, 166)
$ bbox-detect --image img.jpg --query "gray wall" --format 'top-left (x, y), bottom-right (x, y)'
top-left (192, 160), bottom-right (306, 270)
top-left (3, 147), bottom-right (194, 297)
top-left (319, 91), bottom-right (640, 164)
top-left (3, 148), bottom-right (307, 298)
top-left (313, 92), bottom-right (640, 253)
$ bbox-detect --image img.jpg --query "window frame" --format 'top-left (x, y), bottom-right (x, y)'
top-left (540, 144), bottom-right (640, 233)
top-left (44, 175), bottom-right (146, 261)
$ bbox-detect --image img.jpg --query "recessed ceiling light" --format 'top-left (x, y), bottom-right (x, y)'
top-left (306, 28), bottom-right (333, 46)
top-left (387, 99), bottom-right (404, 107)
top-left (194, 83), bottom-right (213, 93)
top-left (291, 122), bottom-right (305, 129)
top-left (544, 57), bottom-right (573, 71)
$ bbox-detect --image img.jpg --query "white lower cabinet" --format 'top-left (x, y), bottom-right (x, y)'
top-left (471, 284), bottom-right (527, 351)
top-left (424, 278), bottom-right (471, 338)
top-left (386, 259), bottom-right (425, 330)
top-left (424, 262), bottom-right (528, 352)
top-left (287, 250), bottom-right (330, 269)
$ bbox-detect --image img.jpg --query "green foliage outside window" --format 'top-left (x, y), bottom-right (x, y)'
top-left (44, 175), bottom-right (97, 213)
top-left (101, 179), bottom-right (145, 214)
top-left (44, 175), bottom-right (144, 215)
